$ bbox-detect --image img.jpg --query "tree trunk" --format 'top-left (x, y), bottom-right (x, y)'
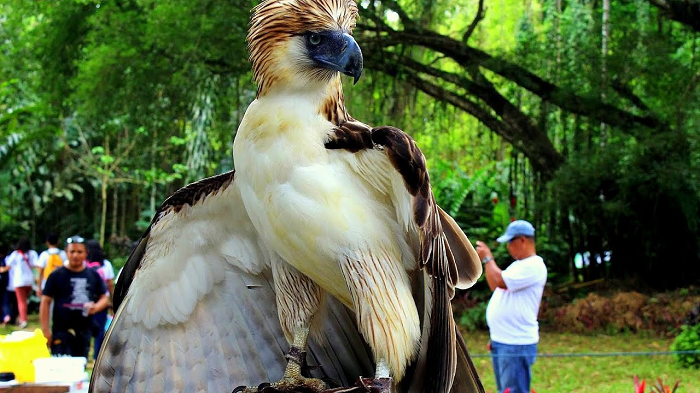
top-left (100, 175), bottom-right (108, 247)
top-left (111, 185), bottom-right (118, 240)
top-left (120, 187), bottom-right (127, 237)
top-left (150, 128), bottom-right (158, 213)
top-left (600, 0), bottom-right (610, 145)
top-left (24, 168), bottom-right (37, 245)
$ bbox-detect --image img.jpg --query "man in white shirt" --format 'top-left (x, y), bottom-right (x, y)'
top-left (476, 220), bottom-right (547, 393)
top-left (35, 233), bottom-right (67, 297)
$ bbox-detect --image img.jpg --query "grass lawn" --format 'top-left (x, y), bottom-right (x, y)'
top-left (3, 314), bottom-right (697, 391)
top-left (462, 329), bottom-right (698, 393)
top-left (1, 313), bottom-right (42, 337)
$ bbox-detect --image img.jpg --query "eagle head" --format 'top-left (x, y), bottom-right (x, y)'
top-left (248, 0), bottom-right (363, 96)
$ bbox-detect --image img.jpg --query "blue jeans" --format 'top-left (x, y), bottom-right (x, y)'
top-left (92, 309), bottom-right (108, 360)
top-left (490, 341), bottom-right (537, 393)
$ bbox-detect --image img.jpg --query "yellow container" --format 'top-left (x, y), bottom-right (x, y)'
top-left (0, 329), bottom-right (51, 382)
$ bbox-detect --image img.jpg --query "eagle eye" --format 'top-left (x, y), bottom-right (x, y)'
top-left (308, 33), bottom-right (323, 46)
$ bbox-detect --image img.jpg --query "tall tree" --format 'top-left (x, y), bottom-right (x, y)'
top-left (353, 0), bottom-right (699, 287)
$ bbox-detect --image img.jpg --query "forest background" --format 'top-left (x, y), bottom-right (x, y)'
top-left (1, 0), bottom-right (699, 323)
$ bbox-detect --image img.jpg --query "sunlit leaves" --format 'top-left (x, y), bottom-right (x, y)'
top-left (170, 136), bottom-right (187, 146)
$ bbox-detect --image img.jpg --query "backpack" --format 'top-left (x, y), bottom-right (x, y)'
top-left (86, 260), bottom-right (107, 281)
top-left (43, 251), bottom-right (64, 280)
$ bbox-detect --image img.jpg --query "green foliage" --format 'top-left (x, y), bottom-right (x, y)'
top-left (0, 0), bottom-right (698, 288)
top-left (457, 302), bottom-right (487, 332)
top-left (0, 0), bottom-right (256, 246)
top-left (671, 323), bottom-right (700, 369)
top-left (110, 256), bottom-right (128, 274)
top-left (551, 130), bottom-right (700, 288)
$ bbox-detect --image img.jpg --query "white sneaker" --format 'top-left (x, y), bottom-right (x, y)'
top-left (18, 321), bottom-right (27, 329)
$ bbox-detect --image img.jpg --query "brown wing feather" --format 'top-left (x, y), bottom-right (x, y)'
top-left (329, 124), bottom-right (482, 391)
top-left (438, 206), bottom-right (483, 289)
top-left (452, 327), bottom-right (487, 393)
top-left (112, 170), bottom-right (236, 311)
top-left (370, 126), bottom-right (458, 391)
top-left (369, 127), bottom-right (454, 280)
top-left (98, 170), bottom-right (378, 392)
top-left (327, 123), bottom-right (483, 391)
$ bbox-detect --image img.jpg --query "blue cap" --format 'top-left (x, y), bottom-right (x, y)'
top-left (496, 220), bottom-right (535, 243)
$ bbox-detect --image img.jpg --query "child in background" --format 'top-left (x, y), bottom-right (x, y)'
top-left (85, 239), bottom-right (115, 361)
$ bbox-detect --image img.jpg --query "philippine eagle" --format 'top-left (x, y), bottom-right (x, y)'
top-left (90, 0), bottom-right (485, 392)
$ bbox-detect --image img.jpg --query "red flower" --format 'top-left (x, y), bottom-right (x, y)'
top-left (634, 375), bottom-right (646, 393)
top-left (492, 197), bottom-right (499, 204)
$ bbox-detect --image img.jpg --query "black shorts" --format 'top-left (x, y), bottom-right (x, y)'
top-left (51, 329), bottom-right (91, 358)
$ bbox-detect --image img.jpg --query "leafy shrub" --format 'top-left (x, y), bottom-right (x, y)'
top-left (457, 302), bottom-right (488, 332)
top-left (558, 292), bottom-right (615, 331)
top-left (670, 323), bottom-right (700, 369)
top-left (543, 291), bottom-right (700, 336)
top-left (453, 287), bottom-right (491, 332)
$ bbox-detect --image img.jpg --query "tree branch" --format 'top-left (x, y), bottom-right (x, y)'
top-left (363, 49), bottom-right (564, 175)
top-left (610, 78), bottom-right (651, 112)
top-left (462, 0), bottom-right (485, 43)
top-left (391, 54), bottom-right (535, 134)
top-left (646, 0), bottom-right (700, 32)
top-left (358, 27), bottom-right (667, 134)
top-left (109, 134), bottom-right (139, 172)
top-left (375, 0), bottom-right (418, 31)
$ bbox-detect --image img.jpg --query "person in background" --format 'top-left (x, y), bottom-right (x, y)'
top-left (40, 235), bottom-right (108, 357)
top-left (0, 243), bottom-right (10, 327)
top-left (35, 233), bottom-right (67, 297)
top-left (85, 239), bottom-right (115, 360)
top-left (0, 238), bottom-right (38, 329)
top-left (476, 220), bottom-right (547, 393)
top-left (2, 281), bottom-right (16, 327)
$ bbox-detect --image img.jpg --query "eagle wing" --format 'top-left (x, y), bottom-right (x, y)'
top-left (327, 122), bottom-right (484, 392)
top-left (90, 171), bottom-right (374, 392)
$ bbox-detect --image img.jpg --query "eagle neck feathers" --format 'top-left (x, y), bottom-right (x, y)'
top-left (320, 76), bottom-right (351, 125)
top-left (256, 74), bottom-right (352, 127)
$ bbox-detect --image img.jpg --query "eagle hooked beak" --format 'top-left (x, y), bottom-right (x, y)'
top-left (306, 31), bottom-right (364, 84)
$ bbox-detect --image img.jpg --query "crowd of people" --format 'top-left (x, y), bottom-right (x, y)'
top-left (0, 234), bottom-right (115, 359)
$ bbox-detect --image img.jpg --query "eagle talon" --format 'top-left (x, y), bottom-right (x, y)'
top-left (233, 379), bottom-right (326, 393)
top-left (232, 346), bottom-right (327, 393)
top-left (231, 384), bottom-right (261, 393)
top-left (270, 375), bottom-right (327, 392)
top-left (355, 377), bottom-right (392, 393)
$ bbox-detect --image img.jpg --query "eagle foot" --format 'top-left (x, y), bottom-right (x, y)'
top-left (232, 346), bottom-right (327, 393)
top-left (285, 346), bottom-right (310, 368)
top-left (355, 377), bottom-right (392, 393)
top-left (232, 377), bottom-right (327, 393)
top-left (319, 377), bottom-right (392, 393)
top-left (233, 377), bottom-right (392, 393)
